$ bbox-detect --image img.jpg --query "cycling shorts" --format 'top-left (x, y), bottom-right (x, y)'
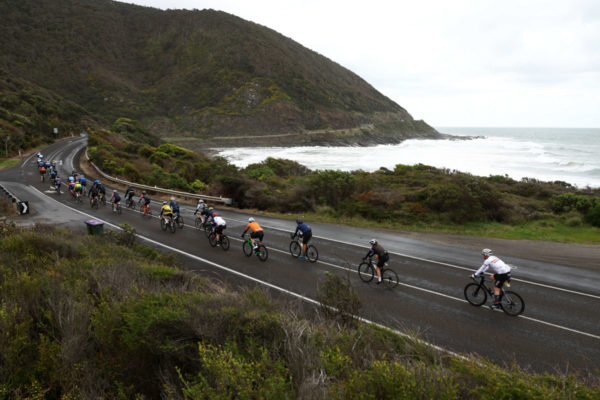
top-left (215, 224), bottom-right (226, 234)
top-left (250, 231), bottom-right (264, 242)
top-left (493, 273), bottom-right (511, 288)
top-left (301, 230), bottom-right (312, 244)
top-left (376, 252), bottom-right (389, 268)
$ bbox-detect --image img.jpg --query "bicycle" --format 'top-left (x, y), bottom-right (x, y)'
top-left (174, 213), bottom-right (184, 229)
top-left (112, 201), bottom-right (122, 215)
top-left (242, 234), bottom-right (268, 261)
top-left (160, 215), bottom-right (176, 233)
top-left (464, 275), bottom-right (524, 316)
top-left (73, 191), bottom-right (83, 204)
top-left (289, 232), bottom-right (318, 263)
top-left (99, 193), bottom-right (106, 206)
top-left (125, 197), bottom-right (136, 210)
top-left (208, 230), bottom-right (230, 250)
top-left (194, 216), bottom-right (212, 237)
top-left (357, 256), bottom-right (399, 288)
top-left (90, 196), bottom-right (99, 209)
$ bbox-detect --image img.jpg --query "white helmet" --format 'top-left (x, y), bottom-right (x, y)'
top-left (170, 196), bottom-right (175, 201)
top-left (481, 248), bottom-right (493, 257)
top-left (198, 199), bottom-right (204, 203)
top-left (248, 217), bottom-right (255, 222)
top-left (369, 239), bottom-right (377, 245)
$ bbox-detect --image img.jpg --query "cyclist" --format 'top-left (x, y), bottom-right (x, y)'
top-left (39, 165), bottom-right (47, 181)
top-left (291, 218), bottom-right (312, 260)
top-left (471, 249), bottom-right (512, 309)
top-left (160, 201), bottom-right (174, 225)
top-left (73, 181), bottom-right (83, 200)
top-left (125, 186), bottom-right (135, 207)
top-left (241, 217), bottom-right (264, 249)
top-left (110, 190), bottom-right (121, 212)
top-left (79, 176), bottom-right (87, 195)
top-left (169, 196), bottom-right (181, 222)
top-left (364, 239), bottom-right (389, 284)
top-left (54, 176), bottom-right (61, 194)
top-left (139, 191), bottom-right (151, 214)
top-left (194, 199), bottom-right (207, 220)
top-left (97, 182), bottom-right (106, 204)
top-left (68, 179), bottom-right (76, 197)
top-left (212, 214), bottom-right (227, 245)
top-left (89, 183), bottom-right (99, 206)
top-left (48, 168), bottom-right (57, 185)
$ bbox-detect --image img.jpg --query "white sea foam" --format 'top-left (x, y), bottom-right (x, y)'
top-left (215, 127), bottom-right (600, 188)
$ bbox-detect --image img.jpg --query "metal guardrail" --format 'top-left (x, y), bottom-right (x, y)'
top-left (84, 148), bottom-right (232, 205)
top-left (0, 183), bottom-right (28, 214)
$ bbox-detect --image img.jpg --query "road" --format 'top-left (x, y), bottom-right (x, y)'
top-left (2, 137), bottom-right (599, 374)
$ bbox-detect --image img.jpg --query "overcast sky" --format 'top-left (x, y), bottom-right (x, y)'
top-left (122, 0), bottom-right (599, 128)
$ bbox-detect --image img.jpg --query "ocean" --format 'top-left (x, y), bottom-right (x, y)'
top-left (215, 127), bottom-right (600, 189)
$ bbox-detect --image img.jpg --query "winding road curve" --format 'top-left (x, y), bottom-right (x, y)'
top-left (2, 137), bottom-right (599, 374)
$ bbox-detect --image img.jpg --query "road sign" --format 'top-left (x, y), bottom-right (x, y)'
top-left (18, 201), bottom-right (29, 215)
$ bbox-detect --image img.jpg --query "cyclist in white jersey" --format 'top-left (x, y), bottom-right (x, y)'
top-left (471, 248), bottom-right (511, 309)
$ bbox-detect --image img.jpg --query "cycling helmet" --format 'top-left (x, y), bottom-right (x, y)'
top-left (296, 218), bottom-right (303, 224)
top-left (170, 196), bottom-right (175, 201)
top-left (113, 189), bottom-right (117, 193)
top-left (369, 239), bottom-right (377, 245)
top-left (198, 199), bottom-right (204, 203)
top-left (208, 207), bottom-right (214, 211)
top-left (162, 201), bottom-right (167, 205)
top-left (481, 248), bottom-right (493, 257)
top-left (248, 217), bottom-right (255, 222)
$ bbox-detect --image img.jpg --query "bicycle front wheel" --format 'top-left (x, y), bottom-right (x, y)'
top-left (176, 216), bottom-right (184, 229)
top-left (464, 283), bottom-right (487, 306)
top-left (208, 233), bottom-right (217, 247)
top-left (501, 291), bottom-right (525, 316)
top-left (382, 268), bottom-right (399, 288)
top-left (204, 225), bottom-right (211, 238)
top-left (220, 235), bottom-right (230, 251)
top-left (242, 241), bottom-right (253, 257)
top-left (306, 245), bottom-right (318, 263)
top-left (358, 262), bottom-right (374, 283)
top-left (256, 245), bottom-right (268, 261)
top-left (289, 241), bottom-right (301, 258)
top-left (195, 218), bottom-right (202, 229)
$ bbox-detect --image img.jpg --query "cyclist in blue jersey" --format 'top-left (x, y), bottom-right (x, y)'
top-left (291, 218), bottom-right (312, 260)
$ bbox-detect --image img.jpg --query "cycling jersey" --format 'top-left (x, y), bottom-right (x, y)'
top-left (169, 200), bottom-right (180, 213)
top-left (366, 244), bottom-right (389, 268)
top-left (474, 256), bottom-right (511, 276)
top-left (294, 222), bottom-right (311, 236)
top-left (213, 216), bottom-right (226, 226)
top-left (195, 203), bottom-right (207, 215)
top-left (244, 221), bottom-right (263, 233)
top-left (160, 204), bottom-right (173, 216)
top-left (74, 183), bottom-right (83, 193)
top-left (111, 193), bottom-right (121, 202)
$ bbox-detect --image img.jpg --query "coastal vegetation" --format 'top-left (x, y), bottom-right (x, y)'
top-left (0, 222), bottom-right (598, 399)
top-left (88, 122), bottom-right (600, 243)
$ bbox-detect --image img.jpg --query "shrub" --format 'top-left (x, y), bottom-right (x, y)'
top-left (586, 204), bottom-right (600, 227)
top-left (316, 272), bottom-right (361, 327)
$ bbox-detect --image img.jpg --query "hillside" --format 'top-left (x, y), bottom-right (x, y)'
top-left (0, 0), bottom-right (440, 146)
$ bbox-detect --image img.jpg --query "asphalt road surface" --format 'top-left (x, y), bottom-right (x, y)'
top-left (2, 137), bottom-right (599, 375)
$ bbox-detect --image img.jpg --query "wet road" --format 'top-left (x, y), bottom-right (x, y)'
top-left (2, 137), bottom-right (599, 374)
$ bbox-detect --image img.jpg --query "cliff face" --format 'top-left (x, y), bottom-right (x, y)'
top-left (0, 0), bottom-right (440, 145)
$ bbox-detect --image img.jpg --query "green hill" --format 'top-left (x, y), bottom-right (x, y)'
top-left (0, 0), bottom-right (440, 146)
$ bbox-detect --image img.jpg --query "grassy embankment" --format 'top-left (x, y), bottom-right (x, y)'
top-left (88, 120), bottom-right (600, 244)
top-left (0, 222), bottom-right (598, 399)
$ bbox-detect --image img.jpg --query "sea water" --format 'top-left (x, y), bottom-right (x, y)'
top-left (215, 127), bottom-right (600, 188)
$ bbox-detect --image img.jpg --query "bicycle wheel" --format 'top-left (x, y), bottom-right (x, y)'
top-left (501, 291), bottom-right (525, 316)
top-left (306, 245), bottom-right (319, 263)
top-left (160, 218), bottom-right (167, 231)
top-left (464, 283), bottom-right (487, 306)
top-left (208, 233), bottom-right (217, 247)
top-left (220, 235), bottom-right (230, 251)
top-left (289, 241), bottom-right (301, 258)
top-left (195, 218), bottom-right (202, 229)
top-left (242, 241), bottom-right (253, 257)
top-left (117, 205), bottom-right (122, 215)
top-left (169, 221), bottom-right (176, 233)
top-left (204, 225), bottom-right (211, 238)
top-left (256, 245), bottom-right (268, 261)
top-left (175, 216), bottom-right (184, 229)
top-left (91, 199), bottom-right (98, 209)
top-left (358, 262), bottom-right (374, 283)
top-left (382, 268), bottom-right (399, 288)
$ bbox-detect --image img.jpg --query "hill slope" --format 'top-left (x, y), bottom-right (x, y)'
top-left (0, 0), bottom-right (440, 145)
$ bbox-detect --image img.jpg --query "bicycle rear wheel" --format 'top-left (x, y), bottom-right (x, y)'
top-left (242, 241), bottom-right (253, 257)
top-left (169, 221), bottom-right (176, 233)
top-left (306, 245), bottom-right (318, 263)
top-left (382, 268), bottom-right (399, 288)
top-left (160, 219), bottom-right (167, 231)
top-left (289, 241), bottom-right (301, 258)
top-left (358, 262), bottom-right (374, 283)
top-left (464, 283), bottom-right (487, 306)
top-left (256, 245), bottom-right (268, 261)
top-left (220, 235), bottom-right (230, 251)
top-left (501, 291), bottom-right (525, 316)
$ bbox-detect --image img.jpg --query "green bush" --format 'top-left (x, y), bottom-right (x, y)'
top-left (586, 204), bottom-right (600, 227)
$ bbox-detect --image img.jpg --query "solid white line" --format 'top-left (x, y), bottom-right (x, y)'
top-left (225, 216), bottom-right (600, 300)
top-left (31, 185), bottom-right (600, 342)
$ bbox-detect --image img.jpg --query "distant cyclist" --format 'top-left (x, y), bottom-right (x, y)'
top-left (364, 239), bottom-right (389, 284)
top-left (471, 249), bottom-right (512, 309)
top-left (160, 201), bottom-right (173, 224)
top-left (241, 217), bottom-right (264, 249)
top-left (212, 215), bottom-right (227, 245)
top-left (139, 191), bottom-right (151, 214)
top-left (169, 196), bottom-right (181, 221)
top-left (194, 199), bottom-right (207, 219)
top-left (79, 176), bottom-right (87, 195)
top-left (110, 190), bottom-right (121, 212)
top-left (291, 218), bottom-right (312, 260)
top-left (125, 186), bottom-right (135, 206)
